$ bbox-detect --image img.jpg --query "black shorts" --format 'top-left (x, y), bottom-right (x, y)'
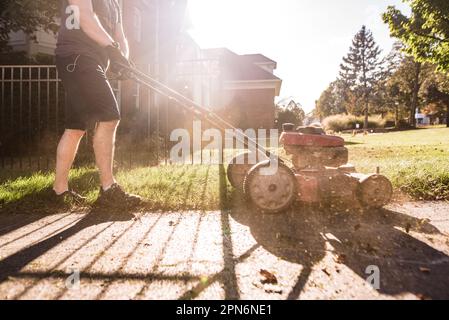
top-left (56, 54), bottom-right (121, 131)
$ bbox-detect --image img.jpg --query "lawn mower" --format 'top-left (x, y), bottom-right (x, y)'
top-left (121, 65), bottom-right (393, 214)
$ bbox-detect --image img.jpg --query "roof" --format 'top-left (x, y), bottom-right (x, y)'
top-left (276, 96), bottom-right (304, 108)
top-left (241, 54), bottom-right (277, 67)
top-left (201, 48), bottom-right (281, 82)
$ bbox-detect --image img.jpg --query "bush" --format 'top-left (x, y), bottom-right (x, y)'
top-left (322, 114), bottom-right (386, 132)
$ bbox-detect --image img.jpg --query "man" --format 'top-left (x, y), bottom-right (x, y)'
top-left (53, 0), bottom-right (141, 208)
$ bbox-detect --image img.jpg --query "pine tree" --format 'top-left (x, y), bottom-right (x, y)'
top-left (339, 26), bottom-right (383, 129)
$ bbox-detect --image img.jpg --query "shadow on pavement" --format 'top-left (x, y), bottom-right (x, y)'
top-left (230, 201), bottom-right (449, 300)
top-left (0, 208), bottom-right (135, 284)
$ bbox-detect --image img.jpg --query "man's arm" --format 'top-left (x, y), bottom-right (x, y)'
top-left (68, 0), bottom-right (114, 48)
top-left (115, 23), bottom-right (129, 59)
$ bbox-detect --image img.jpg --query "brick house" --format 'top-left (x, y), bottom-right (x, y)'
top-left (6, 0), bottom-right (282, 132)
top-left (201, 48), bottom-right (282, 130)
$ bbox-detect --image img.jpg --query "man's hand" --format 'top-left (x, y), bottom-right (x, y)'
top-left (106, 45), bottom-right (132, 79)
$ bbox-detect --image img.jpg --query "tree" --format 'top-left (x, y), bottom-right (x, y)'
top-left (383, 0), bottom-right (449, 71)
top-left (315, 80), bottom-right (348, 119)
top-left (276, 101), bottom-right (305, 129)
top-left (387, 56), bottom-right (434, 127)
top-left (369, 42), bottom-right (404, 122)
top-left (0, 0), bottom-right (59, 51)
top-left (421, 68), bottom-right (449, 126)
top-left (339, 26), bottom-right (383, 129)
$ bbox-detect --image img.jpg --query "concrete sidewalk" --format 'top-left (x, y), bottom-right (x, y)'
top-left (0, 202), bottom-right (448, 300)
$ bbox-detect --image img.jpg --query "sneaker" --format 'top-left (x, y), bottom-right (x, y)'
top-left (95, 183), bottom-right (142, 209)
top-left (50, 189), bottom-right (87, 206)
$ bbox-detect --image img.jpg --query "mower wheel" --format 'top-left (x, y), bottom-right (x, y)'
top-left (357, 174), bottom-right (393, 209)
top-left (227, 152), bottom-right (256, 191)
top-left (244, 160), bottom-right (297, 214)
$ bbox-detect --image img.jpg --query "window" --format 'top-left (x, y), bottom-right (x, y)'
top-left (134, 83), bottom-right (140, 110)
top-left (133, 7), bottom-right (142, 42)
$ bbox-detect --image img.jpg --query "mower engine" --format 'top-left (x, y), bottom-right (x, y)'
top-left (280, 124), bottom-right (392, 209)
top-left (227, 124), bottom-right (393, 214)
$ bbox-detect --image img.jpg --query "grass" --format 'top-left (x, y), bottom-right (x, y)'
top-left (342, 126), bottom-right (449, 201)
top-left (0, 165), bottom-right (232, 213)
top-left (1, 126), bottom-right (448, 213)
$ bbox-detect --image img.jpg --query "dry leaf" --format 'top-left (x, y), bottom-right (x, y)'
top-left (405, 223), bottom-right (411, 234)
top-left (419, 267), bottom-right (431, 274)
top-left (335, 254), bottom-right (347, 264)
top-left (322, 268), bottom-right (331, 277)
top-left (260, 269), bottom-right (278, 284)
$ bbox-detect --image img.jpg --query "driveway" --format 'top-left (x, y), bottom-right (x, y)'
top-left (0, 201), bottom-right (448, 300)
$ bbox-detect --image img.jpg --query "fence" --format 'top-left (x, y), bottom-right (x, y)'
top-left (0, 61), bottom-right (223, 171)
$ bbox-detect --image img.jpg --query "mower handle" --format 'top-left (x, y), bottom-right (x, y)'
top-left (118, 63), bottom-right (281, 163)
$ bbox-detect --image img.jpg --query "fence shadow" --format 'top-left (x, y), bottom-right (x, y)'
top-left (229, 203), bottom-right (449, 299)
top-left (0, 209), bottom-right (135, 285)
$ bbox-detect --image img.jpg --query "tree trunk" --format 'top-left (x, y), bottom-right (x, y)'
top-left (410, 62), bottom-right (421, 128)
top-left (395, 105), bottom-right (399, 128)
top-left (446, 101), bottom-right (449, 128)
top-left (364, 96), bottom-right (369, 130)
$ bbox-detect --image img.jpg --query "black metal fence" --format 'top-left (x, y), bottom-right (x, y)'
top-left (0, 61), bottom-right (224, 171)
top-left (0, 65), bottom-right (63, 170)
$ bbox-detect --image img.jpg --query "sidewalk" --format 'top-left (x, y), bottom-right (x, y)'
top-left (0, 202), bottom-right (448, 300)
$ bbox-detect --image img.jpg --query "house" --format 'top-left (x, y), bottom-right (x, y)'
top-left (415, 113), bottom-right (431, 126)
top-left (303, 112), bottom-right (321, 126)
top-left (202, 48), bottom-right (282, 130)
top-left (5, 0), bottom-right (282, 132)
top-left (7, 29), bottom-right (57, 57)
top-left (415, 108), bottom-right (431, 126)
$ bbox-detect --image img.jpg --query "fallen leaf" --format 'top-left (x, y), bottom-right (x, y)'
top-left (364, 243), bottom-right (378, 254)
top-left (264, 286), bottom-right (283, 294)
top-left (405, 223), bottom-right (411, 234)
top-left (322, 268), bottom-right (331, 277)
top-left (335, 254), bottom-right (347, 264)
top-left (260, 269), bottom-right (278, 284)
top-left (253, 281), bottom-right (282, 294)
top-left (419, 267), bottom-right (431, 274)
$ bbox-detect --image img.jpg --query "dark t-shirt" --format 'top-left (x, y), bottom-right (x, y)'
top-left (55, 0), bottom-right (122, 66)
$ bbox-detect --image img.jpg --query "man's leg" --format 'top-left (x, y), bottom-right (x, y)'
top-left (93, 120), bottom-right (120, 190)
top-left (54, 129), bottom-right (86, 194)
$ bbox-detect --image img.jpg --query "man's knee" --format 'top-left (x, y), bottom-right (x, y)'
top-left (97, 120), bottom-right (120, 131)
top-left (64, 129), bottom-right (86, 140)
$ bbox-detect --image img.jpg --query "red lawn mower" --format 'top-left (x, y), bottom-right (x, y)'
top-left (123, 65), bottom-right (393, 214)
top-left (227, 124), bottom-right (393, 213)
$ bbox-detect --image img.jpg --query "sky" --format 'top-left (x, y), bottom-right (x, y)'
top-left (187, 0), bottom-right (411, 112)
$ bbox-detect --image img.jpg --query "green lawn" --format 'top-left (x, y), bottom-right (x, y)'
top-left (0, 165), bottom-right (230, 213)
top-left (1, 126), bottom-right (448, 213)
top-left (343, 126), bottom-right (449, 200)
